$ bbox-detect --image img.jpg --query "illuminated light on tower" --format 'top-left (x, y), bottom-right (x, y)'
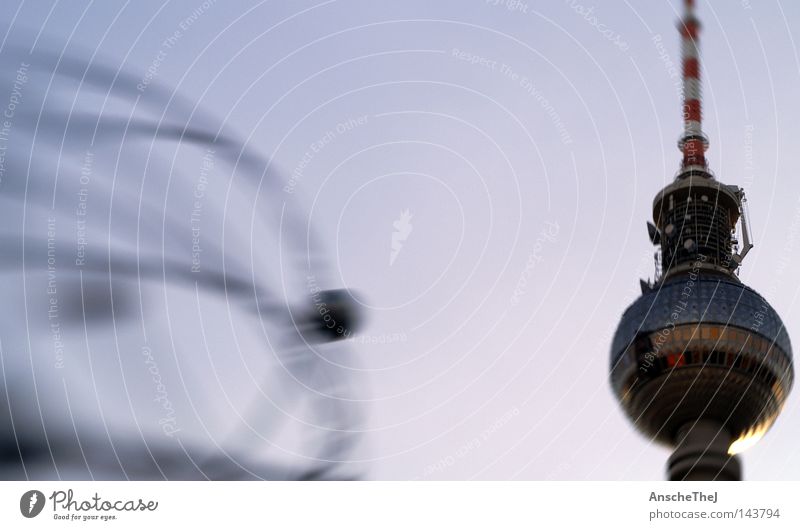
top-left (609, 0), bottom-right (793, 480)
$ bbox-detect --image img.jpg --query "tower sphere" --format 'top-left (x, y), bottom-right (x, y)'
top-left (610, 266), bottom-right (793, 451)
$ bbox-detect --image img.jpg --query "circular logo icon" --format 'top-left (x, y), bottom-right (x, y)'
top-left (20, 490), bottom-right (45, 518)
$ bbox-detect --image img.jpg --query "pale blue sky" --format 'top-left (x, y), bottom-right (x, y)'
top-left (2, 0), bottom-right (800, 479)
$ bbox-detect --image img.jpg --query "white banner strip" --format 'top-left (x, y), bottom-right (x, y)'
top-left (1, 481), bottom-right (799, 529)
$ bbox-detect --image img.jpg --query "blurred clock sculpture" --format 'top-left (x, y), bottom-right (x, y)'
top-left (0, 43), bottom-right (363, 480)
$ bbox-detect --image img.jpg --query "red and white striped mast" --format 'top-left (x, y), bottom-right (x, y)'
top-left (678, 0), bottom-right (709, 176)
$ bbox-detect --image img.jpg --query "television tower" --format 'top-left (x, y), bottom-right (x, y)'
top-left (609, 0), bottom-right (794, 480)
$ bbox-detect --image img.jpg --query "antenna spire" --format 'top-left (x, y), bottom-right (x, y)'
top-left (678, 0), bottom-right (708, 174)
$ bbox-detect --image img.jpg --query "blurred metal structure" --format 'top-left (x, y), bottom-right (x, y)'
top-left (609, 0), bottom-right (793, 480)
top-left (0, 41), bottom-right (362, 480)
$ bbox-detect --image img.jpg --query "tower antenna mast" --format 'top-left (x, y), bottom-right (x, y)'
top-left (679, 0), bottom-right (708, 173)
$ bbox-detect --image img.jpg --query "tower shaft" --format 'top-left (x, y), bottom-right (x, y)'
top-left (668, 420), bottom-right (741, 481)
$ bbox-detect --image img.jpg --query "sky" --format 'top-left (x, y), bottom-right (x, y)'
top-left (1, 0), bottom-right (800, 480)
